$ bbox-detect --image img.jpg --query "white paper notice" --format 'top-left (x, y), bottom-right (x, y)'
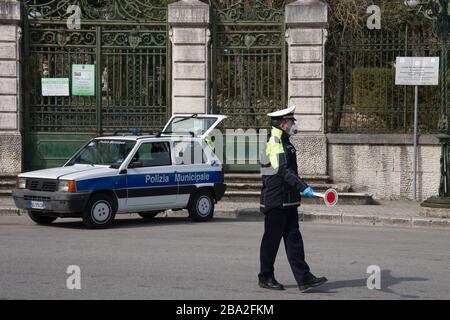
top-left (41, 78), bottom-right (70, 96)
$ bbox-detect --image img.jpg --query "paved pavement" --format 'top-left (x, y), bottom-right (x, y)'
top-left (0, 215), bottom-right (449, 300)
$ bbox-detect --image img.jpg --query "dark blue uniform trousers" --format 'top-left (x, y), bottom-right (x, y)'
top-left (259, 206), bottom-right (310, 285)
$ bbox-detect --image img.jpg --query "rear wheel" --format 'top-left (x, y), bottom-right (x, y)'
top-left (188, 190), bottom-right (214, 222)
top-left (82, 194), bottom-right (116, 229)
top-left (28, 211), bottom-right (57, 225)
top-left (138, 211), bottom-right (162, 219)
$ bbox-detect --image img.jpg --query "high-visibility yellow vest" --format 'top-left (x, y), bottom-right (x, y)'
top-left (266, 127), bottom-right (284, 170)
top-left (205, 136), bottom-right (214, 149)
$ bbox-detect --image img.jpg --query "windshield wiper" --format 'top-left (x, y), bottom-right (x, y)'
top-left (172, 113), bottom-right (198, 125)
top-left (158, 131), bottom-right (194, 137)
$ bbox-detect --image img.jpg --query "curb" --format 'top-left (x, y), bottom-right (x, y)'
top-left (1, 207), bottom-right (449, 229)
top-left (216, 209), bottom-right (450, 229)
top-left (0, 208), bottom-right (21, 216)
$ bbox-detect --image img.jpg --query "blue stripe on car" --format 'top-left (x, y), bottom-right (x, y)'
top-left (76, 171), bottom-right (222, 192)
top-left (76, 176), bottom-right (127, 191)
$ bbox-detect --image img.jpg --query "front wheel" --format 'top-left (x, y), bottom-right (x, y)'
top-left (188, 190), bottom-right (214, 222)
top-left (28, 211), bottom-right (57, 225)
top-left (82, 194), bottom-right (116, 229)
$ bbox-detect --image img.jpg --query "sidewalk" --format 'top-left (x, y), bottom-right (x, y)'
top-left (1, 196), bottom-right (449, 229)
top-left (210, 200), bottom-right (450, 229)
top-left (0, 196), bottom-right (19, 216)
top-left (215, 200), bottom-right (450, 228)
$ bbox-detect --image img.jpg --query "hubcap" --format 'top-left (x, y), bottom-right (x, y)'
top-left (91, 201), bottom-right (111, 223)
top-left (197, 196), bottom-right (211, 217)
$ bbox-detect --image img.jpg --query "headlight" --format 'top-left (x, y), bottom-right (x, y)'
top-left (57, 180), bottom-right (69, 192)
top-left (57, 180), bottom-right (77, 192)
top-left (16, 177), bottom-right (26, 189)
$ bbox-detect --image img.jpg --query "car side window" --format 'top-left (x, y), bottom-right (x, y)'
top-left (174, 141), bottom-right (206, 165)
top-left (131, 142), bottom-right (171, 167)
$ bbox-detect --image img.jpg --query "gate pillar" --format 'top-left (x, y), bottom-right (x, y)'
top-left (286, 0), bottom-right (328, 176)
top-left (0, 0), bottom-right (22, 174)
top-left (168, 0), bottom-right (210, 115)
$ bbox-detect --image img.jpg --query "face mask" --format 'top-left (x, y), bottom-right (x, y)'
top-left (288, 121), bottom-right (299, 136)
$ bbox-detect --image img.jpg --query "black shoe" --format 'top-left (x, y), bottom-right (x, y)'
top-left (298, 273), bottom-right (328, 292)
top-left (258, 277), bottom-right (285, 291)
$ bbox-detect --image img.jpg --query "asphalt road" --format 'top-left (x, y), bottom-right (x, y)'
top-left (0, 215), bottom-right (449, 300)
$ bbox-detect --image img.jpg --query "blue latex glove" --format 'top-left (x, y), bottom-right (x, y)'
top-left (302, 187), bottom-right (314, 198)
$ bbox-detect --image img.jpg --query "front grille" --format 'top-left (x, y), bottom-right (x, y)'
top-left (42, 181), bottom-right (57, 191)
top-left (27, 179), bottom-right (57, 192)
top-left (29, 180), bottom-right (39, 190)
top-left (24, 195), bottom-right (51, 201)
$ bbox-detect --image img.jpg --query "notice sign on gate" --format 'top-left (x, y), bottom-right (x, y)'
top-left (41, 78), bottom-right (69, 96)
top-left (395, 57), bottom-right (439, 86)
top-left (72, 64), bottom-right (95, 96)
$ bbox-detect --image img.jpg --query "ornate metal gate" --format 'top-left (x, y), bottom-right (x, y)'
top-left (23, 0), bottom-right (169, 170)
top-left (211, 0), bottom-right (286, 172)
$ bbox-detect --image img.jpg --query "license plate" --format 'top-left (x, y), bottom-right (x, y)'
top-left (29, 200), bottom-right (46, 210)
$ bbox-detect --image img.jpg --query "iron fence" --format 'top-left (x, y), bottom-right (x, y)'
top-left (211, 0), bottom-right (286, 130)
top-left (325, 27), bottom-right (443, 134)
top-left (23, 0), bottom-right (168, 135)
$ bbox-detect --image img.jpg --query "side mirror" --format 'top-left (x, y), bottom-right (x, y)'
top-left (129, 161), bottom-right (143, 168)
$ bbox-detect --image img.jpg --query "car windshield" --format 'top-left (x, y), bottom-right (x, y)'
top-left (66, 139), bottom-right (136, 167)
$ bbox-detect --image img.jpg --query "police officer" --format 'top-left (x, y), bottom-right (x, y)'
top-left (258, 106), bottom-right (328, 292)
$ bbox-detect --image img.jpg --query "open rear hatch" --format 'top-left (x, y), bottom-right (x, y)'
top-left (161, 114), bottom-right (227, 139)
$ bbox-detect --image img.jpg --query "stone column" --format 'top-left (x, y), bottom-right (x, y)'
top-left (0, 0), bottom-right (22, 174)
top-left (168, 0), bottom-right (210, 115)
top-left (285, 0), bottom-right (328, 176)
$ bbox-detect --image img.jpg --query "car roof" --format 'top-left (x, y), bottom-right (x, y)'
top-left (94, 136), bottom-right (203, 142)
top-left (94, 136), bottom-right (143, 141)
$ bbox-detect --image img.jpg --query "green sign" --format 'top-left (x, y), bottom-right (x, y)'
top-left (72, 64), bottom-right (95, 96)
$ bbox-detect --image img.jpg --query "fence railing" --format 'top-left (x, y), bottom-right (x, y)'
top-left (325, 27), bottom-right (444, 134)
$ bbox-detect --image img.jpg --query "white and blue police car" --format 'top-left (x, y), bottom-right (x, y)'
top-left (12, 114), bottom-right (227, 229)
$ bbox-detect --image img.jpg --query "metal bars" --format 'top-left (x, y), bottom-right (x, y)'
top-left (211, 0), bottom-right (286, 130)
top-left (23, 2), bottom-right (168, 135)
top-left (326, 28), bottom-right (442, 134)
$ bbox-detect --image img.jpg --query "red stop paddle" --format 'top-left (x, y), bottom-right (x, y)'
top-left (313, 188), bottom-right (339, 207)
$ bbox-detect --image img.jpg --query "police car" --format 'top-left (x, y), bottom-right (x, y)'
top-left (12, 114), bottom-right (227, 229)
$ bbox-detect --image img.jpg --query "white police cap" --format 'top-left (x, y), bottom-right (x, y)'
top-left (267, 106), bottom-right (296, 120)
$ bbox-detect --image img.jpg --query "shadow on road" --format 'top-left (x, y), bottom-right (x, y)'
top-left (285, 270), bottom-right (428, 298)
top-left (45, 216), bottom-right (235, 230)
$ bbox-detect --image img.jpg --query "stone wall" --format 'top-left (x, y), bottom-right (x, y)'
top-left (291, 134), bottom-right (327, 176)
top-left (286, 0), bottom-right (328, 176)
top-left (328, 135), bottom-right (441, 201)
top-left (0, 0), bottom-right (21, 174)
top-left (168, 0), bottom-right (210, 115)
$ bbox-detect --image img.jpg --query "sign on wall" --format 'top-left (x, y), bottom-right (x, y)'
top-left (72, 64), bottom-right (95, 96)
top-left (41, 78), bottom-right (69, 96)
top-left (395, 57), bottom-right (439, 86)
